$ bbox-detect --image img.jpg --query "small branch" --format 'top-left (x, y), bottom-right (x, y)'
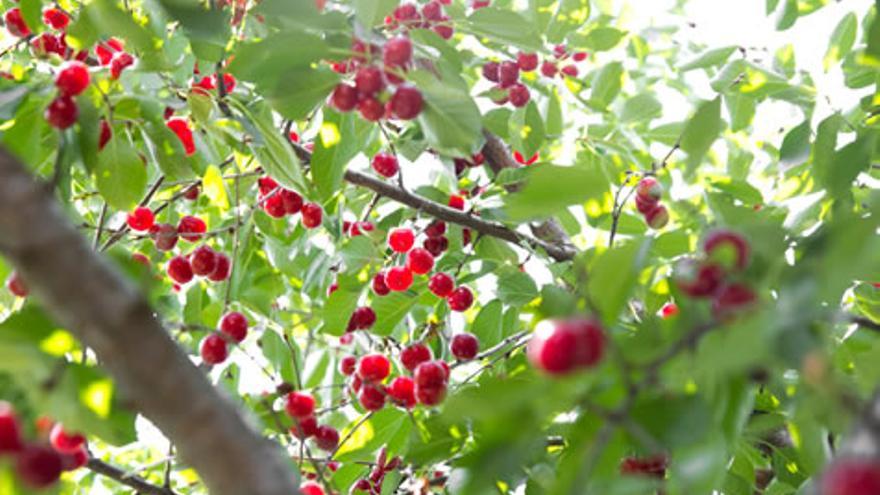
top-left (100, 176), bottom-right (165, 251)
top-left (87, 458), bottom-right (178, 495)
top-left (851, 315), bottom-right (880, 333)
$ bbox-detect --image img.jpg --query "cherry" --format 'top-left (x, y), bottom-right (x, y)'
top-left (450, 333), bottom-right (479, 361)
top-left (358, 382), bottom-right (387, 411)
top-left (517, 52), bottom-right (539, 71)
top-left (636, 177), bottom-right (663, 201)
top-left (258, 176), bottom-right (279, 195)
top-left (45, 96), bottom-right (78, 129)
top-left (372, 271), bottom-right (391, 296)
top-left (301, 203), bottom-right (323, 229)
top-left (200, 333), bottom-right (228, 364)
top-left (208, 253), bottom-right (230, 282)
top-left (388, 376), bottom-right (416, 409)
top-left (498, 61), bottom-right (519, 88)
top-left (4, 9), bottom-right (30, 37)
top-left (620, 454), bottom-right (668, 478)
top-left (423, 236), bottom-right (448, 257)
top-left (219, 311), bottom-right (248, 343)
top-left (214, 73), bottom-right (236, 92)
top-left (383, 36), bottom-right (412, 67)
top-left (300, 481), bottom-right (325, 495)
top-left (358, 97), bottom-right (385, 121)
top-left (31, 33), bottom-right (61, 58)
top-left (634, 192), bottom-right (658, 214)
top-left (285, 392), bottom-right (316, 419)
top-left (482, 61), bottom-right (500, 82)
top-left (399, 344), bottom-right (431, 372)
top-left (513, 151), bottom-right (539, 165)
top-left (448, 194), bottom-right (465, 210)
top-left (6, 272), bottom-right (28, 298)
top-left (109, 52), bottom-right (135, 79)
top-left (290, 415), bottom-right (319, 439)
top-left (150, 223), bottom-right (179, 251)
top-left (422, 1), bottom-right (443, 20)
top-left (407, 248), bottom-right (434, 275)
top-left (98, 120), bottom-right (112, 150)
top-left (508, 83), bottom-right (530, 108)
top-left (540, 61), bottom-right (558, 78)
top-left (263, 194), bottom-right (286, 218)
top-left (355, 66), bottom-right (385, 97)
top-left (645, 205), bottom-right (669, 229)
top-left (358, 354), bottom-right (391, 383)
top-left (528, 318), bottom-right (605, 375)
top-left (703, 230), bottom-right (750, 271)
top-left (178, 215), bottom-right (207, 242)
top-left (49, 424), bottom-right (85, 454)
top-left (553, 44), bottom-right (568, 58)
top-left (167, 256), bottom-right (194, 284)
top-left (712, 283), bottom-right (756, 320)
top-left (0, 402), bottom-right (23, 454)
top-left (56, 62), bottom-right (90, 97)
top-left (188, 246), bottom-right (217, 276)
top-left (95, 41), bottom-right (120, 65)
top-left (821, 459), bottom-right (880, 495)
top-left (314, 425), bottom-right (339, 451)
top-left (389, 86), bottom-right (423, 120)
top-left (385, 266), bottom-right (413, 291)
top-left (573, 52), bottom-right (588, 62)
top-left (660, 302), bottom-right (679, 319)
top-left (60, 446), bottom-right (88, 471)
top-left (472, 0), bottom-right (491, 8)
top-left (388, 227), bottom-right (415, 253)
top-left (561, 64), bottom-right (578, 77)
top-left (166, 118), bottom-right (195, 156)
top-left (447, 286), bottom-right (474, 312)
top-left (428, 272), bottom-right (454, 298)
top-left (340, 355), bottom-right (357, 376)
top-left (349, 306), bottom-right (377, 331)
top-left (414, 360), bottom-right (448, 406)
top-left (372, 152), bottom-right (399, 178)
top-left (331, 83), bottom-right (358, 112)
top-left (426, 221), bottom-right (446, 237)
top-left (126, 206), bottom-right (155, 231)
top-left (674, 260), bottom-right (724, 298)
top-left (349, 375), bottom-right (363, 395)
top-left (280, 189), bottom-right (303, 214)
top-left (131, 253), bottom-right (150, 267)
top-left (393, 3), bottom-right (419, 24)
top-left (16, 445), bottom-right (63, 489)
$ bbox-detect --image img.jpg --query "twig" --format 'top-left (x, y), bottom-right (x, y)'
top-left (87, 458), bottom-right (178, 495)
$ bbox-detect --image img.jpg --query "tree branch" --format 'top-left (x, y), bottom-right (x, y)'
top-left (87, 458), bottom-right (178, 495)
top-left (0, 148), bottom-right (298, 495)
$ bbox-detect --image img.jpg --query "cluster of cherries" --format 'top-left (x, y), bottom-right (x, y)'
top-left (620, 453), bottom-right (668, 481)
top-left (481, 44), bottom-right (588, 108)
top-left (328, 33), bottom-right (423, 122)
top-left (0, 403), bottom-right (88, 489)
top-left (527, 317), bottom-right (605, 376)
top-left (672, 230), bottom-right (756, 320)
top-left (191, 63), bottom-right (237, 97)
top-left (821, 458), bottom-right (880, 495)
top-left (385, 1), bottom-right (454, 40)
top-left (257, 176), bottom-right (323, 229)
top-left (199, 311), bottom-right (250, 365)
top-left (283, 390), bottom-right (339, 454)
top-left (634, 177), bottom-right (669, 230)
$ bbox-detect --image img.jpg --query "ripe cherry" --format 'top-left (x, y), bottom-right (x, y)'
top-left (290, 415), bottom-right (319, 439)
top-left (712, 283), bottom-right (756, 320)
top-left (372, 271), bottom-right (391, 296)
top-left (482, 61), bottom-right (500, 82)
top-left (414, 360), bottom-right (448, 406)
top-left (660, 302), bottom-right (679, 319)
top-left (407, 248), bottom-right (434, 275)
top-left (263, 194), bottom-right (286, 218)
top-left (385, 266), bottom-right (413, 291)
top-left (60, 446), bottom-right (88, 471)
top-left (43, 8), bottom-right (69, 30)
top-left (620, 454), bottom-right (668, 478)
top-left (314, 425), bottom-right (339, 451)
top-left (219, 311), bottom-right (248, 343)
top-left (280, 189), bottom-right (303, 214)
top-left (821, 459), bottom-right (880, 495)
top-left (49, 424), bottom-right (85, 454)
top-left (178, 215), bottom-right (207, 242)
top-left (508, 83), bottom-right (530, 108)
top-left (704, 230), bottom-right (750, 271)
top-left (400, 343), bottom-right (432, 372)
top-left (448, 194), bottom-right (465, 210)
top-left (349, 306), bottom-right (377, 331)
top-left (4, 9), bottom-right (30, 37)
top-left (359, 97), bottom-right (385, 121)
top-left (16, 445), bottom-right (63, 489)
top-left (301, 203), bottom-right (323, 229)
top-left (167, 256), bottom-right (194, 284)
top-left (573, 52), bottom-right (588, 62)
top-left (166, 118), bottom-right (195, 156)
top-left (674, 260), bottom-right (724, 298)
top-left (6, 272), bottom-right (28, 298)
top-left (127, 207), bottom-right (155, 231)
top-left (331, 83), bottom-right (358, 112)
top-left (372, 152), bottom-right (399, 178)
top-left (388, 376), bottom-right (416, 409)
top-left (300, 481), bottom-right (325, 495)
top-left (340, 355), bottom-right (357, 376)
top-left (390, 86), bottom-right (423, 120)
top-left (636, 177), bottom-right (663, 201)
top-left (428, 272), bottom-right (454, 298)
top-left (56, 62), bottom-right (90, 97)
top-left (498, 61), bottom-right (520, 88)
top-left (98, 120), bottom-right (113, 150)
top-left (208, 253), bottom-right (230, 282)
top-left (383, 36), bottom-right (412, 67)
top-left (528, 318), bottom-right (605, 375)
top-left (517, 52), bottom-right (539, 71)
top-left (0, 402), bottom-right (23, 453)
top-left (109, 52), bottom-right (135, 79)
top-left (358, 354), bottom-right (391, 383)
top-left (635, 192), bottom-right (658, 215)
top-left (355, 66), bottom-right (385, 97)
top-left (423, 236), bottom-right (448, 256)
top-left (285, 392), bottom-right (316, 419)
top-left (422, 1), bottom-right (443, 20)
top-left (45, 96), bottom-right (78, 129)
top-left (561, 64), bottom-right (578, 77)
top-left (150, 223), bottom-right (179, 251)
top-left (200, 333), bottom-right (228, 365)
top-left (433, 20), bottom-right (453, 40)
top-left (190, 246), bottom-right (217, 276)
top-left (450, 333), bottom-right (479, 361)
top-left (388, 227), bottom-right (415, 253)
top-left (425, 221), bottom-right (446, 239)
top-left (447, 286), bottom-right (474, 312)
top-left (358, 382), bottom-right (387, 411)
top-left (645, 205), bottom-right (669, 229)
top-left (540, 61), bottom-right (558, 78)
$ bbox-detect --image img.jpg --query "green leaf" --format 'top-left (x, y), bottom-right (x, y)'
top-left (680, 97), bottom-right (724, 164)
top-left (336, 409), bottom-right (411, 462)
top-left (142, 119), bottom-right (195, 181)
top-left (680, 46), bottom-right (738, 72)
top-left (587, 241), bottom-right (648, 323)
top-left (268, 68), bottom-right (341, 122)
top-left (312, 110), bottom-right (372, 201)
top-left (577, 27), bottom-right (626, 52)
top-left (505, 159), bottom-right (610, 221)
top-left (372, 291), bottom-right (419, 336)
top-left (811, 114), bottom-right (842, 190)
top-left (354, 0), bottom-right (398, 28)
top-left (95, 139), bottom-right (147, 211)
top-left (465, 7), bottom-right (543, 51)
top-left (825, 133), bottom-right (875, 198)
top-left (775, 0), bottom-right (798, 31)
top-left (497, 270), bottom-right (538, 307)
top-left (508, 101), bottom-right (545, 157)
top-left (159, 0), bottom-right (231, 62)
top-left (824, 12), bottom-right (857, 70)
top-left (340, 236), bottom-right (380, 273)
top-left (410, 70), bottom-right (482, 155)
top-left (778, 120), bottom-right (812, 171)
top-left (543, 0), bottom-right (591, 44)
top-left (321, 276), bottom-right (362, 336)
top-left (471, 300), bottom-right (504, 348)
top-left (589, 62), bottom-right (624, 109)
top-left (621, 93), bottom-right (662, 123)
top-left (725, 94), bottom-right (756, 133)
top-left (483, 108), bottom-right (513, 139)
top-left (19, 0), bottom-right (42, 35)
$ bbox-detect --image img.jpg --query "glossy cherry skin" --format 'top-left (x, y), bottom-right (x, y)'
top-left (200, 333), bottom-right (228, 365)
top-left (428, 272), bottom-right (454, 298)
top-left (358, 354), bottom-right (391, 383)
top-left (314, 425), bottom-right (339, 452)
top-left (285, 392), bottom-right (316, 419)
top-left (190, 245), bottom-right (218, 276)
top-left (400, 343), bottom-right (432, 372)
top-left (385, 266), bottom-right (413, 292)
top-left (388, 227), bottom-right (415, 253)
top-left (167, 256), bottom-right (194, 284)
top-left (219, 311), bottom-right (248, 343)
top-left (447, 286), bottom-right (474, 312)
top-left (450, 333), bottom-right (479, 361)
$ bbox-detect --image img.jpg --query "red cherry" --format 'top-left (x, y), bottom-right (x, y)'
top-left (16, 445), bottom-right (63, 489)
top-left (498, 61), bottom-right (519, 88)
top-left (423, 236), bottom-right (448, 256)
top-left (660, 302), bottom-right (679, 319)
top-left (258, 176), bottom-right (279, 195)
top-left (645, 204), bottom-right (669, 229)
top-left (358, 354), bottom-right (391, 383)
top-left (389, 86), bottom-right (423, 120)
top-left (208, 253), bottom-right (230, 282)
top-left (167, 256), bottom-right (193, 284)
top-left (49, 424), bottom-right (85, 454)
top-left (383, 36), bottom-right (412, 67)
top-left (219, 311), bottom-right (248, 343)
top-left (288, 131), bottom-right (300, 142)
top-left (214, 72), bottom-right (236, 92)
top-left (703, 230), bottom-right (750, 271)
top-left (372, 152), bottom-right (399, 178)
top-left (290, 416), bottom-right (319, 439)
top-left (407, 248), bottom-right (434, 275)
top-left (166, 117), bottom-right (195, 156)
top-left (300, 481), bottom-right (325, 495)
top-left (372, 271), bottom-right (391, 296)
top-left (285, 392), bottom-right (316, 419)
top-left (280, 189), bottom-right (303, 214)
top-left (573, 52), bottom-right (588, 62)
top-left (0, 402), bottom-right (24, 453)
top-left (425, 221), bottom-right (446, 238)
top-left (482, 61), bottom-right (500, 82)
top-left (314, 425), bottom-right (339, 451)
top-left (620, 454), bottom-right (668, 478)
top-left (567, 318), bottom-right (605, 368)
top-left (358, 97), bottom-right (385, 121)
top-left (126, 206), bottom-right (155, 231)
top-left (414, 360), bottom-right (448, 406)
top-left (448, 194), bottom-right (465, 210)
top-left (447, 286), bottom-right (474, 312)
top-left (422, 1), bottom-right (443, 20)
top-left (178, 215), bottom-right (207, 242)
top-left (428, 272), bottom-right (454, 297)
top-left (385, 266), bottom-right (413, 291)
top-left (55, 62), bottom-right (90, 97)
top-left (387, 376), bottom-right (416, 409)
top-left (635, 192), bottom-right (659, 214)
top-left (150, 223), bottom-right (179, 251)
top-left (393, 3), bottom-right (420, 24)
top-left (540, 61), bottom-right (558, 78)
top-left (434, 21), bottom-right (454, 40)
top-left (355, 66), bottom-right (385, 97)
top-left (60, 446), bottom-right (88, 471)
top-left (527, 321), bottom-right (578, 375)
top-left (388, 227), bottom-right (415, 253)
top-left (472, 0), bottom-right (490, 8)
top-left (109, 52), bottom-right (135, 79)
top-left (561, 64), bottom-right (578, 77)
top-left (450, 333), bottom-right (479, 361)
top-left (200, 333), bottom-right (228, 364)
top-left (553, 44), bottom-right (568, 58)
top-left (821, 459), bottom-right (880, 495)
top-left (358, 382), bottom-right (387, 411)
top-left (331, 83), bottom-right (358, 112)
top-left (517, 52), bottom-right (539, 71)
top-left (45, 96), bottom-right (78, 129)
top-left (98, 119), bottom-right (112, 150)
top-left (636, 177), bottom-right (663, 201)
top-left (42, 8), bottom-right (70, 31)
top-left (131, 253), bottom-right (150, 267)
top-left (340, 356), bottom-right (357, 376)
top-left (301, 203), bottom-right (323, 229)
top-left (349, 306), bottom-right (377, 331)
top-left (674, 261), bottom-right (724, 298)
top-left (508, 83), bottom-right (530, 108)
top-left (712, 283), bottom-right (757, 320)
top-left (4, 9), bottom-right (30, 37)
top-left (401, 343), bottom-right (432, 372)
top-left (262, 193), bottom-right (286, 218)
top-left (6, 272), bottom-right (28, 298)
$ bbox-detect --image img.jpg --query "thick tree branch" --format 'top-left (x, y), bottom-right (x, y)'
top-left (87, 458), bottom-right (178, 495)
top-left (0, 148), bottom-right (297, 495)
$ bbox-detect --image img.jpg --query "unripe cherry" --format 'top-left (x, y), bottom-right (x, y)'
top-left (447, 286), bottom-right (474, 312)
top-left (358, 354), bottom-right (391, 382)
top-left (400, 343), bottom-right (432, 372)
top-left (301, 203), bottom-right (323, 229)
top-left (389, 86), bottom-right (423, 120)
top-left (407, 248), bottom-right (434, 275)
top-left (219, 311), bottom-right (248, 343)
top-left (428, 272), bottom-right (454, 298)
top-left (388, 227), bottom-right (415, 253)
top-left (385, 266), bottom-right (413, 291)
top-left (387, 376), bottom-right (416, 409)
top-left (635, 192), bottom-right (659, 215)
top-left (703, 230), bottom-right (750, 271)
top-left (372, 152), bottom-right (399, 178)
top-left (200, 333), bottom-right (228, 364)
top-left (314, 425), bottom-right (339, 451)
top-left (55, 62), bottom-right (90, 97)
top-left (645, 205), bottom-right (669, 229)
top-left (636, 177), bottom-right (663, 201)
top-left (285, 392), bottom-right (316, 419)
top-left (167, 256), bottom-right (193, 284)
top-left (450, 333), bottom-right (479, 361)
